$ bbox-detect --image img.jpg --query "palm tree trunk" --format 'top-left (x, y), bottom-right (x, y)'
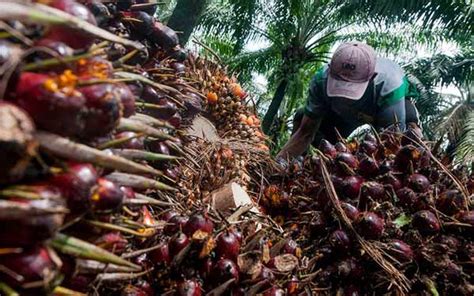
top-left (262, 79), bottom-right (288, 134)
top-left (167, 0), bottom-right (208, 46)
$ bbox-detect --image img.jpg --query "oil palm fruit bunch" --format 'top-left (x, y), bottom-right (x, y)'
top-left (261, 131), bottom-right (473, 295)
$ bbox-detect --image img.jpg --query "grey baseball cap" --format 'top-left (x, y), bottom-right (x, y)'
top-left (327, 41), bottom-right (376, 100)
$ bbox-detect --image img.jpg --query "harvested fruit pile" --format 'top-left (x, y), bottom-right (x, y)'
top-left (0, 1), bottom-right (472, 296)
top-left (261, 133), bottom-right (473, 295)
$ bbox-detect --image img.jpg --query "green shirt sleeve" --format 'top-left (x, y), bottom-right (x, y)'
top-left (378, 76), bottom-right (409, 107)
top-left (304, 70), bottom-right (328, 120)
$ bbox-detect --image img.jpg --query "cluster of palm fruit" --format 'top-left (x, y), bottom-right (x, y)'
top-left (0, 0), bottom-right (277, 295)
top-left (261, 132), bottom-right (473, 295)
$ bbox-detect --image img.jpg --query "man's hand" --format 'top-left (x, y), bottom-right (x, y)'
top-left (277, 115), bottom-right (319, 161)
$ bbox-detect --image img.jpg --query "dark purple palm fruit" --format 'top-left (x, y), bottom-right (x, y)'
top-left (183, 212), bottom-right (214, 236)
top-left (358, 156), bottom-right (379, 177)
top-left (168, 113), bottom-right (182, 128)
top-left (341, 175), bottom-right (364, 199)
top-left (168, 47), bottom-right (188, 62)
top-left (283, 239), bottom-right (300, 257)
top-left (149, 242), bottom-right (170, 266)
top-left (115, 83), bottom-right (135, 117)
top-left (176, 279), bottom-right (202, 296)
top-left (386, 240), bottom-right (414, 263)
top-left (198, 257), bottom-right (213, 281)
top-left (182, 92), bottom-right (203, 119)
top-left (116, 0), bottom-right (135, 11)
top-left (0, 103), bottom-right (36, 184)
top-left (50, 162), bottom-right (98, 213)
top-left (212, 259), bottom-right (239, 285)
top-left (169, 232), bottom-right (190, 259)
top-left (0, 185), bottom-right (65, 247)
top-left (164, 215), bottom-right (189, 235)
top-left (359, 140), bottom-right (378, 155)
top-left (456, 211), bottom-right (474, 227)
top-left (215, 230), bottom-right (240, 260)
top-left (319, 139), bottom-right (337, 158)
top-left (171, 62), bottom-right (186, 74)
top-left (381, 173), bottom-right (402, 191)
top-left (0, 247), bottom-right (60, 295)
top-left (355, 212), bottom-right (385, 239)
top-left (435, 190), bottom-right (465, 215)
top-left (337, 257), bottom-right (364, 280)
top-left (329, 230), bottom-right (351, 253)
top-left (115, 131), bottom-right (145, 150)
top-left (143, 95), bottom-right (177, 120)
top-left (344, 285), bottom-right (362, 296)
top-left (35, 38), bottom-right (74, 57)
top-left (262, 286), bottom-right (285, 296)
top-left (45, 0), bottom-right (97, 49)
top-left (90, 178), bottom-right (125, 213)
top-left (360, 181), bottom-right (385, 208)
top-left (341, 203), bottom-right (360, 221)
top-left (335, 152), bottom-right (359, 175)
top-left (78, 83), bottom-right (123, 139)
top-left (86, 1), bottom-right (111, 28)
top-left (150, 21), bottom-right (180, 50)
top-left (15, 72), bottom-right (87, 137)
top-left (407, 173), bottom-right (430, 193)
top-left (396, 187), bottom-right (418, 208)
top-left (124, 11), bottom-right (155, 41)
top-left (394, 145), bottom-right (420, 172)
top-left (145, 139), bottom-right (171, 155)
top-left (379, 159), bottom-right (394, 174)
top-left (335, 142), bottom-right (348, 152)
top-left (412, 211), bottom-right (440, 235)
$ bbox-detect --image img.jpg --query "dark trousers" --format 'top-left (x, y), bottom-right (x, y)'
top-left (292, 99), bottom-right (420, 147)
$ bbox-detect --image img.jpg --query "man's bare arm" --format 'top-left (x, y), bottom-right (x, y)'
top-left (277, 115), bottom-right (320, 160)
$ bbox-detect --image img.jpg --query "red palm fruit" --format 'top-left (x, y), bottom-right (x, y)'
top-left (319, 139), bottom-right (337, 158)
top-left (358, 156), bottom-right (379, 177)
top-left (120, 186), bottom-right (136, 199)
top-left (381, 173), bottom-right (402, 191)
top-left (386, 240), bottom-right (413, 263)
top-left (15, 72), bottom-right (87, 137)
top-left (262, 286), bottom-right (285, 296)
top-left (412, 210), bottom-right (440, 235)
top-left (78, 83), bottom-right (123, 139)
top-left (164, 215), bottom-right (189, 235)
top-left (169, 113), bottom-right (182, 128)
top-left (286, 276), bottom-right (300, 295)
top-left (456, 211), bottom-right (474, 226)
top-left (341, 203), bottom-right (360, 221)
top-left (90, 178), bottom-right (125, 213)
top-left (213, 259), bottom-right (239, 284)
top-left (94, 232), bottom-right (128, 254)
top-left (198, 257), bottom-right (213, 280)
top-left (161, 210), bottom-right (179, 222)
top-left (35, 38), bottom-right (74, 57)
top-left (396, 187), bottom-right (418, 208)
top-left (149, 242), bottom-right (170, 265)
top-left (150, 21), bottom-right (179, 49)
top-left (436, 190), bottom-right (465, 215)
top-left (183, 212), bottom-right (214, 236)
top-left (169, 232), bottom-right (190, 258)
top-left (0, 185), bottom-right (65, 247)
top-left (329, 230), bottom-right (351, 252)
top-left (176, 279), bottom-right (202, 296)
top-left (407, 174), bottom-right (430, 193)
top-left (46, 0), bottom-right (97, 49)
top-left (216, 230), bottom-right (240, 260)
top-left (337, 257), bottom-right (364, 280)
top-left (0, 247), bottom-right (60, 295)
top-left (115, 83), bottom-right (135, 117)
top-left (341, 176), bottom-right (364, 199)
top-left (76, 57), bottom-right (113, 80)
top-left (115, 131), bottom-right (145, 150)
top-left (0, 103), bottom-right (36, 184)
top-left (50, 162), bottom-right (98, 213)
top-left (335, 142), bottom-right (348, 152)
top-left (355, 212), bottom-right (385, 239)
top-left (359, 140), bottom-right (378, 155)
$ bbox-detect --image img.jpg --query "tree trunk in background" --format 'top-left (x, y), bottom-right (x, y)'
top-left (167, 0), bottom-right (208, 46)
top-left (262, 79), bottom-right (288, 135)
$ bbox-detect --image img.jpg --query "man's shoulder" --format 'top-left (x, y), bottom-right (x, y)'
top-left (374, 58), bottom-right (406, 96)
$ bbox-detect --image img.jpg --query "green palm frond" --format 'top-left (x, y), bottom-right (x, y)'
top-left (456, 109), bottom-right (474, 164)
